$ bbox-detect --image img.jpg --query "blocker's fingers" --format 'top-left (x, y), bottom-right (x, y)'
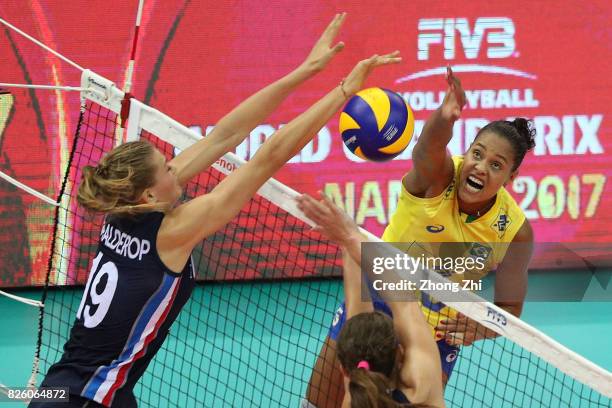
top-left (372, 52), bottom-right (402, 66)
top-left (309, 198), bottom-right (334, 219)
top-left (305, 209), bottom-right (325, 226)
top-left (320, 193), bottom-right (338, 211)
top-left (381, 50), bottom-right (401, 58)
top-left (296, 195), bottom-right (314, 211)
top-left (302, 194), bottom-right (326, 210)
top-left (320, 12), bottom-right (347, 44)
top-left (304, 197), bottom-right (326, 214)
top-left (311, 225), bottom-right (323, 233)
top-left (383, 56), bottom-right (402, 65)
top-left (298, 197), bottom-right (325, 221)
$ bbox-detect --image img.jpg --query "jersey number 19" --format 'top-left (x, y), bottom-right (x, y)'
top-left (76, 252), bottom-right (118, 328)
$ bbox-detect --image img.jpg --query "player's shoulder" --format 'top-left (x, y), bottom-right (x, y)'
top-left (512, 218), bottom-right (533, 243)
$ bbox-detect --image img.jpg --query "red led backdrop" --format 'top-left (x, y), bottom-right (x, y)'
top-left (0, 1), bottom-right (610, 286)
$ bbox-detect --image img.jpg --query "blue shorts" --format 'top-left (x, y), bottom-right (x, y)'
top-left (327, 294), bottom-right (460, 379)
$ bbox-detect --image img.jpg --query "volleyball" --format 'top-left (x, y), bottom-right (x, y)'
top-left (339, 87), bottom-right (414, 162)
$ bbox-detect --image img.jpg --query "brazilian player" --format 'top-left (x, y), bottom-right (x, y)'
top-left (304, 67), bottom-right (535, 407)
top-left (30, 14), bottom-right (402, 407)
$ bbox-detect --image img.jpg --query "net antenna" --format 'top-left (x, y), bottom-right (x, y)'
top-left (117, 0), bottom-right (145, 143)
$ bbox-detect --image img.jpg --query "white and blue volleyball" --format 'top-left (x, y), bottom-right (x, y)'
top-left (339, 87), bottom-right (414, 162)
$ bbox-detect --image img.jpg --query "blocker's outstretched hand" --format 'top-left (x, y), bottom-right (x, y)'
top-left (341, 51), bottom-right (402, 97)
top-left (299, 13), bottom-right (347, 74)
top-left (296, 192), bottom-right (360, 247)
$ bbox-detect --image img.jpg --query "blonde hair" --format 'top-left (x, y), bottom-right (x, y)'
top-left (77, 141), bottom-right (169, 216)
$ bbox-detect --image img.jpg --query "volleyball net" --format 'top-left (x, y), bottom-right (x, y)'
top-left (23, 70), bottom-right (610, 407)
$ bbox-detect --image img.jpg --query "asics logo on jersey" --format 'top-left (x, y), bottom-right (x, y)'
top-left (426, 224), bottom-right (445, 233)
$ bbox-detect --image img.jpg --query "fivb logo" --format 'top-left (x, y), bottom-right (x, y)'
top-left (418, 17), bottom-right (515, 60)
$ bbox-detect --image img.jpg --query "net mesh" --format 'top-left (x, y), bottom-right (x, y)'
top-left (35, 99), bottom-right (611, 407)
top-left (0, 89), bottom-right (34, 286)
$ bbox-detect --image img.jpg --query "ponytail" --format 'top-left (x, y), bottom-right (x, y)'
top-left (76, 141), bottom-right (169, 216)
top-left (510, 117), bottom-right (536, 151)
top-left (338, 313), bottom-right (440, 408)
top-left (347, 367), bottom-right (397, 408)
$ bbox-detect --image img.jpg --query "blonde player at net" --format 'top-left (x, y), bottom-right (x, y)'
top-left (29, 14), bottom-right (402, 408)
top-left (304, 67), bottom-right (536, 407)
top-left (297, 193), bottom-right (445, 408)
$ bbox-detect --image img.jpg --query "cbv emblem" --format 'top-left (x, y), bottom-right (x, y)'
top-left (418, 17), bottom-right (516, 60)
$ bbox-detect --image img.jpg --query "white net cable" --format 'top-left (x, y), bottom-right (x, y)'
top-left (0, 290), bottom-right (43, 308)
top-left (0, 17), bottom-right (84, 72)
